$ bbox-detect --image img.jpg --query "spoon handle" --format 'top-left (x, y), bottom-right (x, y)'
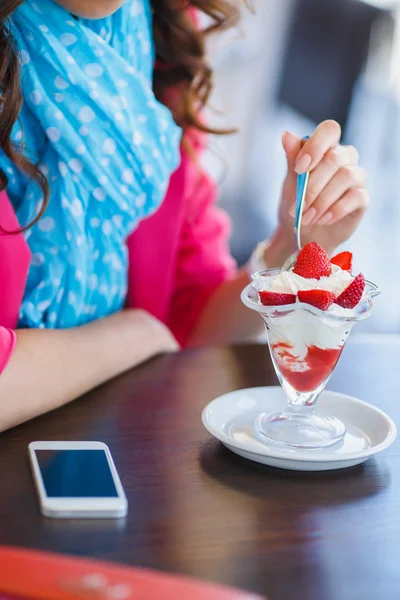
top-left (294, 171), bottom-right (310, 253)
top-left (293, 135), bottom-right (310, 253)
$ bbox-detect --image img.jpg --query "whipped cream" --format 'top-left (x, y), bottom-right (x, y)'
top-left (254, 265), bottom-right (355, 358)
top-left (266, 310), bottom-right (351, 360)
top-left (270, 264), bottom-right (352, 296)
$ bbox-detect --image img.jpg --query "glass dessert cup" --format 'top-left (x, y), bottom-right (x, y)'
top-left (241, 269), bottom-right (380, 450)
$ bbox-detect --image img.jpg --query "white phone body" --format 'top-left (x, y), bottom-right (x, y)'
top-left (28, 441), bottom-right (128, 519)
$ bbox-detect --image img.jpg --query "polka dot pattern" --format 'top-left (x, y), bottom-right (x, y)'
top-left (30, 90), bottom-right (42, 105)
top-left (69, 158), bottom-right (83, 173)
top-left (60, 33), bottom-right (77, 47)
top-left (19, 50), bottom-right (30, 65)
top-left (103, 138), bottom-right (116, 155)
top-left (47, 127), bottom-right (61, 142)
top-left (54, 76), bottom-right (69, 90)
top-left (93, 187), bottom-right (106, 201)
top-left (38, 216), bottom-right (55, 232)
top-left (7, 0), bottom-right (181, 329)
top-left (79, 107), bottom-right (95, 123)
top-left (85, 64), bottom-right (104, 77)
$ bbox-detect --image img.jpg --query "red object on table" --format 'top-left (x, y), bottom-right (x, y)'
top-left (0, 547), bottom-right (264, 600)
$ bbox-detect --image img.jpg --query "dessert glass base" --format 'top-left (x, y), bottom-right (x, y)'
top-left (255, 406), bottom-right (346, 449)
top-left (241, 268), bottom-right (380, 451)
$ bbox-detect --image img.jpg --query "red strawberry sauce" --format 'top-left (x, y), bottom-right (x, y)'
top-left (271, 342), bottom-right (342, 392)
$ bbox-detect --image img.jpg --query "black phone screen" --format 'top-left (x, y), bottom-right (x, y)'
top-left (35, 449), bottom-right (119, 498)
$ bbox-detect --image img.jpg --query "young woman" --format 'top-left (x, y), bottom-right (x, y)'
top-left (0, 0), bottom-right (368, 431)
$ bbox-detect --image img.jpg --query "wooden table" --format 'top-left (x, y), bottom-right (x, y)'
top-left (0, 337), bottom-right (399, 600)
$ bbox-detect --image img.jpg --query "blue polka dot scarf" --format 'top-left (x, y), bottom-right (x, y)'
top-left (2, 0), bottom-right (181, 328)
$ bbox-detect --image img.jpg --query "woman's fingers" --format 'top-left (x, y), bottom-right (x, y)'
top-left (290, 144), bottom-right (359, 216)
top-left (282, 130), bottom-right (303, 171)
top-left (303, 145), bottom-right (359, 209)
top-left (302, 166), bottom-right (367, 225)
top-left (283, 123), bottom-right (368, 230)
top-left (326, 187), bottom-right (370, 226)
top-left (294, 120), bottom-right (342, 174)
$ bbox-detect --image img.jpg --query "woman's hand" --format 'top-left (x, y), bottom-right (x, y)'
top-left (265, 120), bottom-right (369, 267)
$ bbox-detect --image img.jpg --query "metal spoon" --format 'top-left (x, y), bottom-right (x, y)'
top-left (281, 136), bottom-right (310, 271)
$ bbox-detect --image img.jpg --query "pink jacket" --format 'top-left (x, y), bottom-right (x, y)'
top-left (0, 141), bottom-right (236, 375)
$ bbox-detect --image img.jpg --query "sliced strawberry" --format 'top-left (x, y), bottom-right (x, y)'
top-left (331, 251), bottom-right (353, 271)
top-left (335, 273), bottom-right (365, 309)
top-left (293, 242), bottom-right (332, 280)
top-left (259, 291), bottom-right (296, 306)
top-left (298, 289), bottom-right (336, 311)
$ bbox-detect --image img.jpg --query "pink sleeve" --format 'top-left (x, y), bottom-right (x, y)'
top-left (0, 327), bottom-right (16, 375)
top-left (167, 161), bottom-right (237, 345)
top-left (0, 191), bottom-right (31, 375)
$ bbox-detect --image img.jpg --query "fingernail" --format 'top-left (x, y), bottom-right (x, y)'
top-left (302, 207), bottom-right (317, 225)
top-left (289, 202), bottom-right (296, 218)
top-left (318, 212), bottom-right (333, 225)
top-left (295, 153), bottom-right (312, 174)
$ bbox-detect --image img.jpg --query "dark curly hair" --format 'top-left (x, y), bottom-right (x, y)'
top-left (0, 0), bottom-right (247, 229)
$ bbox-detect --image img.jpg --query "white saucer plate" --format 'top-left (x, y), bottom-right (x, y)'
top-left (202, 387), bottom-right (397, 471)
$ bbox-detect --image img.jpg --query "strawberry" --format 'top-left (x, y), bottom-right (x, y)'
top-left (298, 289), bottom-right (336, 311)
top-left (293, 242), bottom-right (332, 280)
top-left (335, 273), bottom-right (365, 309)
top-left (331, 251), bottom-right (353, 271)
top-left (259, 291), bottom-right (296, 306)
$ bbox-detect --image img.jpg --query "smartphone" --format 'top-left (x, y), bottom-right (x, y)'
top-left (28, 441), bottom-right (128, 519)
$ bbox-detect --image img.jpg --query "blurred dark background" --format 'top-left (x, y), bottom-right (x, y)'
top-left (205, 0), bottom-right (399, 333)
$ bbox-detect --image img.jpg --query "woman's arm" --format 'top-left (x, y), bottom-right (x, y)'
top-left (187, 230), bottom-right (292, 347)
top-left (0, 309), bottom-right (178, 432)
